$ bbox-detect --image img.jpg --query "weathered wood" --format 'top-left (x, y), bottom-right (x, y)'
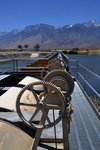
top-left (18, 76), bottom-right (41, 85)
top-left (27, 59), bottom-right (48, 67)
top-left (40, 138), bottom-right (63, 143)
top-left (0, 76), bottom-right (41, 111)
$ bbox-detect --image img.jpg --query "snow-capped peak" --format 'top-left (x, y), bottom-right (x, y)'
top-left (83, 20), bottom-right (100, 27)
top-left (70, 25), bottom-right (73, 28)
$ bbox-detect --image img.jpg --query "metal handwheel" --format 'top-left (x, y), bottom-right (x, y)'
top-left (44, 70), bottom-right (74, 97)
top-left (16, 81), bottom-right (65, 129)
top-left (41, 61), bottom-right (65, 79)
top-left (48, 57), bottom-right (65, 70)
top-left (49, 62), bottom-right (65, 70)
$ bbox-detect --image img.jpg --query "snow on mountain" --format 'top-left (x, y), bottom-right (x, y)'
top-left (83, 20), bottom-right (100, 27)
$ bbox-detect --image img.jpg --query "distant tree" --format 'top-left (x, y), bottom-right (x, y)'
top-left (62, 50), bottom-right (68, 54)
top-left (18, 44), bottom-right (22, 51)
top-left (68, 50), bottom-right (78, 54)
top-left (34, 43), bottom-right (40, 51)
top-left (72, 48), bottom-right (80, 51)
top-left (24, 44), bottom-right (28, 50)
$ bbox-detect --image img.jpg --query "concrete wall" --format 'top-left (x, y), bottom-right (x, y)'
top-left (0, 52), bottom-right (32, 59)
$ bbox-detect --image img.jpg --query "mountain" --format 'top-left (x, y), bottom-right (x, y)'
top-left (0, 20), bottom-right (100, 49)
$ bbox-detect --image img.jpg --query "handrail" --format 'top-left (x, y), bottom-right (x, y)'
top-left (0, 53), bottom-right (60, 73)
top-left (78, 72), bottom-right (100, 98)
top-left (48, 52), bottom-right (59, 61)
top-left (61, 52), bottom-right (69, 64)
top-left (79, 63), bottom-right (100, 79)
top-left (0, 59), bottom-right (13, 63)
top-left (0, 59), bottom-right (14, 74)
top-left (60, 52), bottom-right (69, 71)
top-left (68, 58), bottom-right (100, 101)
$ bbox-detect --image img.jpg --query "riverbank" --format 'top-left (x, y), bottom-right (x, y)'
top-left (62, 49), bottom-right (100, 55)
top-left (89, 49), bottom-right (100, 55)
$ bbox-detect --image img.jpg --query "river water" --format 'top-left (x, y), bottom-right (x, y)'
top-left (68, 54), bottom-right (100, 98)
top-left (68, 54), bottom-right (100, 76)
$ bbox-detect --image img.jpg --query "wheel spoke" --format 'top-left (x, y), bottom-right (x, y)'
top-left (29, 108), bottom-right (39, 122)
top-left (42, 109), bottom-right (51, 124)
top-left (20, 102), bottom-right (38, 107)
top-left (42, 91), bottom-right (52, 103)
top-left (30, 86), bottom-right (40, 103)
top-left (46, 116), bottom-right (51, 124)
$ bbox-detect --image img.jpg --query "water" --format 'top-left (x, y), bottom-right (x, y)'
top-left (0, 59), bottom-right (34, 73)
top-left (68, 54), bottom-right (100, 76)
top-left (68, 54), bottom-right (100, 98)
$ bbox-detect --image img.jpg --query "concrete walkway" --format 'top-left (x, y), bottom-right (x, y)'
top-left (69, 82), bottom-right (100, 150)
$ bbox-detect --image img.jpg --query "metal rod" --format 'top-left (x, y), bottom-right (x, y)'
top-left (84, 68), bottom-right (86, 90)
top-left (79, 63), bottom-right (100, 79)
top-left (16, 60), bottom-right (18, 71)
top-left (78, 72), bottom-right (100, 98)
top-left (76, 60), bottom-right (78, 79)
top-left (32, 128), bottom-right (42, 150)
top-left (12, 59), bottom-right (15, 71)
top-left (53, 109), bottom-right (57, 149)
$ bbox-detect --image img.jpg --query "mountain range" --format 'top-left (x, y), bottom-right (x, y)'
top-left (1, 20), bottom-right (100, 49)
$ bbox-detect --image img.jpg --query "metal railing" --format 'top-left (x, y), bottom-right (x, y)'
top-left (0, 59), bottom-right (14, 74)
top-left (0, 52), bottom-right (59, 74)
top-left (48, 52), bottom-right (59, 61)
top-left (69, 59), bottom-right (100, 102)
top-left (60, 52), bottom-right (69, 71)
top-left (0, 58), bottom-right (35, 74)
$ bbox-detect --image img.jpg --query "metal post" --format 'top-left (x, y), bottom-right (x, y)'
top-left (62, 113), bottom-right (69, 150)
top-left (16, 59), bottom-right (18, 71)
top-left (76, 60), bottom-right (78, 79)
top-left (84, 68), bottom-right (86, 90)
top-left (12, 59), bottom-right (15, 71)
top-left (32, 128), bottom-right (43, 150)
top-left (32, 110), bottom-right (48, 150)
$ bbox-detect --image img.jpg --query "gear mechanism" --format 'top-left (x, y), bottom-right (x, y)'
top-left (43, 70), bottom-right (74, 98)
top-left (16, 81), bottom-right (66, 129)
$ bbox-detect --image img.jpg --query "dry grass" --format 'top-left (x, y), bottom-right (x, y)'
top-left (89, 50), bottom-right (100, 55)
top-left (91, 98), bottom-right (100, 112)
top-left (78, 51), bottom-right (89, 55)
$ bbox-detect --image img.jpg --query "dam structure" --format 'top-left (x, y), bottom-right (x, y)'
top-left (0, 52), bottom-right (99, 150)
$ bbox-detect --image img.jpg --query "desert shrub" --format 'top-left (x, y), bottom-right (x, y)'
top-left (78, 51), bottom-right (89, 55)
top-left (62, 50), bottom-right (68, 54)
top-left (72, 47), bottom-right (80, 51)
top-left (68, 50), bottom-right (78, 54)
top-left (92, 98), bottom-right (100, 112)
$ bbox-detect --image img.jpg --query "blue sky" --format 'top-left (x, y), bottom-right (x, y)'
top-left (0, 0), bottom-right (100, 31)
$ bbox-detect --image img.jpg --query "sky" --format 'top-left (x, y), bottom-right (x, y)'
top-left (0, 0), bottom-right (100, 32)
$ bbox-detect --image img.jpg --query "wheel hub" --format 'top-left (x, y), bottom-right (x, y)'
top-left (38, 102), bottom-right (44, 108)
